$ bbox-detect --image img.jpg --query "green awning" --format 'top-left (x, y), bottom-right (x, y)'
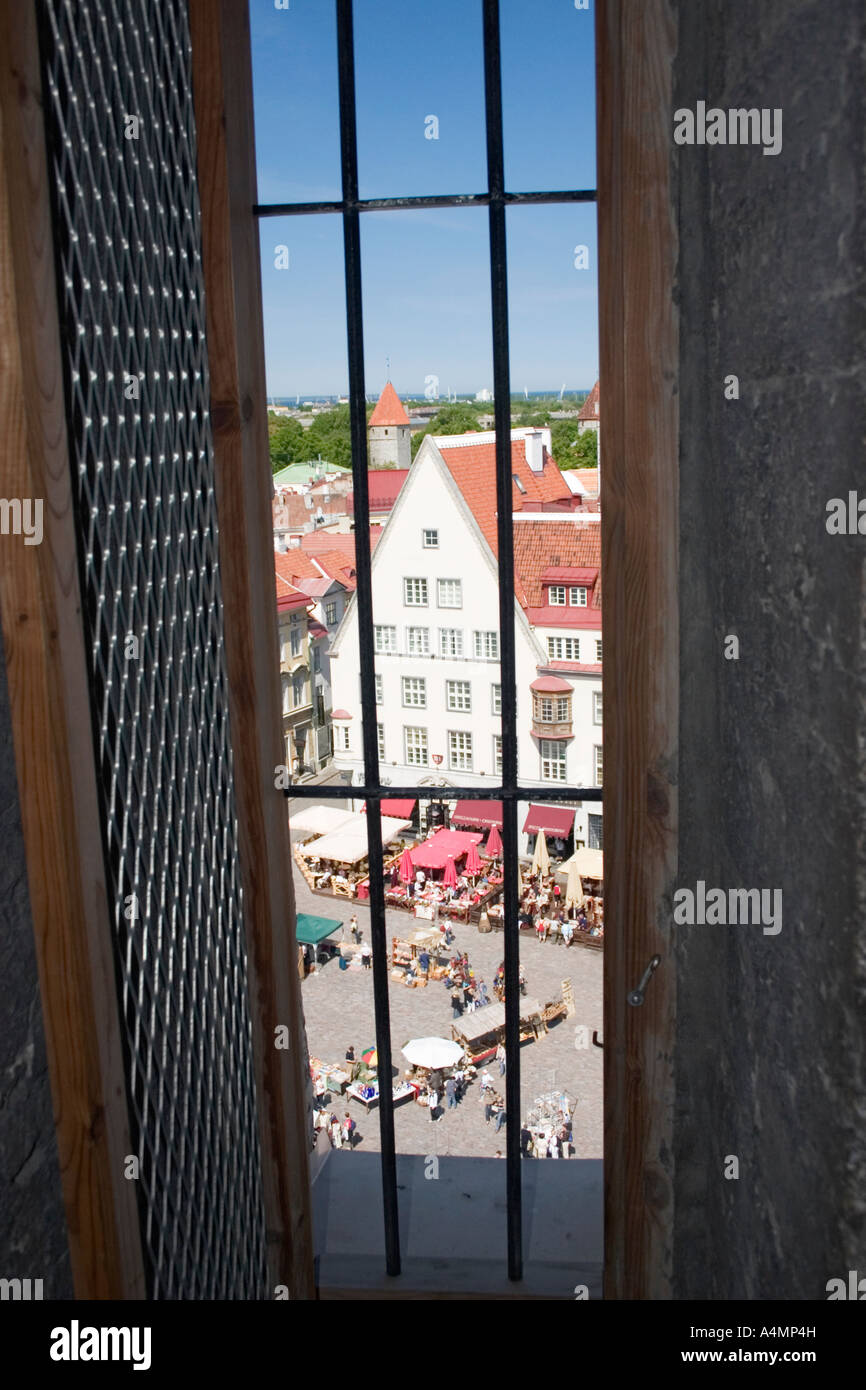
top-left (296, 913), bottom-right (343, 945)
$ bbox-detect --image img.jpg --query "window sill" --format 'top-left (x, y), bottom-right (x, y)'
top-left (312, 1152), bottom-right (602, 1300)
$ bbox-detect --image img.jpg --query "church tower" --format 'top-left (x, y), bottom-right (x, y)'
top-left (367, 381), bottom-right (412, 468)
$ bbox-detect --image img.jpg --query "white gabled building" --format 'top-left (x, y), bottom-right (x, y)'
top-left (327, 428), bottom-right (603, 855)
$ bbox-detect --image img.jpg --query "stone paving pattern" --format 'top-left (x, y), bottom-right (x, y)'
top-left (293, 856), bottom-right (603, 1160)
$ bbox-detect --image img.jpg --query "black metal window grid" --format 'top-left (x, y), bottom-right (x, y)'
top-left (258, 0), bottom-right (600, 1282)
top-left (37, 0), bottom-right (268, 1298)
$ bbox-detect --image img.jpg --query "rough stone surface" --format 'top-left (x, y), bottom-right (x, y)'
top-left (673, 0), bottom-right (866, 1299)
top-left (0, 626), bottom-right (73, 1297)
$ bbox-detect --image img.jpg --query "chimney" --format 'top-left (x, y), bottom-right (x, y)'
top-left (525, 430), bottom-right (544, 473)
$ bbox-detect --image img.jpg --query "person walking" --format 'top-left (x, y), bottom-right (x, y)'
top-left (495, 1042), bottom-right (506, 1076)
top-left (428, 1088), bottom-right (439, 1122)
top-left (450, 988), bottom-right (463, 1020)
top-left (314, 1074), bottom-right (327, 1111)
top-left (445, 1076), bottom-right (457, 1110)
top-left (493, 1100), bottom-right (507, 1134)
top-left (361, 939), bottom-right (372, 969)
top-left (480, 1069), bottom-right (493, 1094)
top-left (482, 1091), bottom-right (496, 1126)
top-left (342, 1112), bottom-right (356, 1149)
top-left (419, 948), bottom-right (430, 975)
top-left (349, 914), bottom-right (360, 943)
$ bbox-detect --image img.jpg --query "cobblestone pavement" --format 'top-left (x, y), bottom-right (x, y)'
top-left (293, 856), bottom-right (603, 1160)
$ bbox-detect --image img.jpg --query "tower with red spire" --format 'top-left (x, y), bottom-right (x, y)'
top-left (367, 381), bottom-right (412, 468)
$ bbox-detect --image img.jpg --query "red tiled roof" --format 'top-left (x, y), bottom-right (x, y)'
top-left (513, 520), bottom-right (602, 616)
top-left (348, 469), bottom-right (409, 515)
top-left (273, 568), bottom-right (312, 614)
top-left (368, 381), bottom-right (410, 427)
top-left (530, 675), bottom-right (573, 693)
top-left (299, 529), bottom-right (382, 557)
top-left (577, 381), bottom-right (599, 422)
top-left (541, 565), bottom-right (597, 583)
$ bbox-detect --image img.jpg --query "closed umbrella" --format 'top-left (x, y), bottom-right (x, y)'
top-left (484, 825), bottom-right (502, 858)
top-left (402, 1037), bottom-right (465, 1069)
top-left (464, 842), bottom-right (482, 876)
top-left (443, 855), bottom-right (458, 889)
top-left (531, 831), bottom-right (550, 877)
top-left (565, 856), bottom-right (584, 912)
top-left (399, 847), bottom-right (414, 884)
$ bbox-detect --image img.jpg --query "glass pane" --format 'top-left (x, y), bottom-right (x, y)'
top-left (250, 0), bottom-right (342, 204)
top-left (501, 0), bottom-right (597, 192)
top-left (353, 0), bottom-right (487, 200)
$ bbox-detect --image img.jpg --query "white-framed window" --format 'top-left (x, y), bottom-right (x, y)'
top-left (439, 628), bottom-right (464, 658)
top-left (292, 672), bottom-right (306, 707)
top-left (402, 676), bottom-right (427, 708)
top-left (556, 696), bottom-right (570, 722)
top-left (374, 624), bottom-right (397, 654)
top-left (547, 635), bottom-right (581, 662)
top-left (593, 690), bottom-right (603, 724)
top-left (570, 586), bottom-right (588, 607)
top-left (377, 724), bottom-right (385, 759)
top-left (337, 725), bottom-right (350, 751)
top-left (404, 577), bottom-right (428, 607)
top-left (491, 684), bottom-right (502, 715)
top-left (375, 673), bottom-right (383, 704)
top-left (437, 578), bottom-right (462, 609)
top-left (422, 528), bottom-right (439, 548)
top-left (549, 585), bottom-right (567, 605)
top-left (594, 744), bottom-right (604, 786)
top-left (473, 630), bottom-right (499, 660)
top-left (446, 679), bottom-right (471, 712)
top-left (493, 734), bottom-right (503, 774)
top-left (541, 696), bottom-right (553, 722)
top-left (290, 617), bottom-right (302, 656)
top-left (595, 639), bottom-right (603, 663)
top-left (404, 726), bottom-right (428, 766)
top-left (448, 730), bottom-right (473, 771)
top-left (406, 626), bottom-right (430, 656)
top-left (541, 739), bottom-right (567, 782)
top-left (325, 601), bottom-right (337, 626)
top-left (281, 674), bottom-right (290, 716)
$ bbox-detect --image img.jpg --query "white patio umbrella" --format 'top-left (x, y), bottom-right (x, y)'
top-left (531, 830), bottom-right (550, 876)
top-left (565, 856), bottom-right (584, 912)
top-left (401, 1037), bottom-right (465, 1069)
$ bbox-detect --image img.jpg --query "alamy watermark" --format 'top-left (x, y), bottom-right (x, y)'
top-left (0, 498), bottom-right (42, 545)
top-left (673, 881), bottom-right (782, 935)
top-left (674, 102), bottom-right (782, 157)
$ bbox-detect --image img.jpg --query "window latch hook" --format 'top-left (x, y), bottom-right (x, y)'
top-left (628, 954), bottom-right (662, 1007)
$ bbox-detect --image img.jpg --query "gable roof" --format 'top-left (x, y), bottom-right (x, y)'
top-left (368, 381), bottom-right (410, 428)
top-left (436, 436), bottom-right (574, 562)
top-left (577, 381), bottom-right (599, 422)
top-left (348, 469), bottom-right (409, 516)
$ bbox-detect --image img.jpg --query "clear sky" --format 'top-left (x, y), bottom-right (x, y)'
top-left (250, 0), bottom-right (598, 398)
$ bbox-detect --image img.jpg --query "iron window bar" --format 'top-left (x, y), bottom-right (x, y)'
top-left (259, 0), bottom-right (599, 1284)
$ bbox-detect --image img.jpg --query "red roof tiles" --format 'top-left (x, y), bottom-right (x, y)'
top-left (577, 381), bottom-right (599, 422)
top-left (368, 382), bottom-right (410, 428)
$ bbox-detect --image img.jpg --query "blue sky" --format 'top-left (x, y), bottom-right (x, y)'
top-left (250, 0), bottom-right (598, 397)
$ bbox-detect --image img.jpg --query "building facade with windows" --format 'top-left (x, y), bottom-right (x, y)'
top-left (328, 430), bottom-right (602, 851)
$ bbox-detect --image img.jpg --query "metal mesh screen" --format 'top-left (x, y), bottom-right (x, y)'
top-left (37, 0), bottom-right (268, 1298)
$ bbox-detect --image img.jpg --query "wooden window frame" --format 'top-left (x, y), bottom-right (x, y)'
top-left (0, 0), bottom-right (676, 1301)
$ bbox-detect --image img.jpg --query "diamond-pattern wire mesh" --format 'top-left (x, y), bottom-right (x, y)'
top-left (38, 0), bottom-right (268, 1298)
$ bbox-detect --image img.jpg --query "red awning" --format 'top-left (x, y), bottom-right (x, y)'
top-left (361, 798), bottom-right (417, 818)
top-left (451, 799), bottom-right (503, 830)
top-left (522, 804), bottom-right (576, 837)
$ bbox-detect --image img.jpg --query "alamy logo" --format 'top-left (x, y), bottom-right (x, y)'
top-left (0, 498), bottom-right (43, 545)
top-left (826, 1270), bottom-right (866, 1299)
top-left (0, 1277), bottom-right (43, 1300)
top-left (674, 102), bottom-right (782, 156)
top-left (673, 881), bottom-right (782, 935)
top-left (50, 1320), bottom-right (152, 1371)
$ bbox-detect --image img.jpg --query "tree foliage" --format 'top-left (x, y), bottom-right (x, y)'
top-left (551, 422), bottom-right (598, 470)
top-left (267, 414), bottom-right (307, 473)
top-left (410, 402), bottom-right (482, 458)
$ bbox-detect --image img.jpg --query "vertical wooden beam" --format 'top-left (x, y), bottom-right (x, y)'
top-left (0, 0), bottom-right (146, 1298)
top-left (596, 0), bottom-right (679, 1299)
top-left (189, 0), bottom-right (316, 1299)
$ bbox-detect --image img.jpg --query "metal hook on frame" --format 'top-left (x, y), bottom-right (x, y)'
top-left (627, 954), bottom-right (662, 1007)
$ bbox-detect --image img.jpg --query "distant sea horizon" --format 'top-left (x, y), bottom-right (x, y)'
top-left (268, 389), bottom-right (592, 406)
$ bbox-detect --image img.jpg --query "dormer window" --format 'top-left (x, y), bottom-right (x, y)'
top-left (569, 586), bottom-right (588, 606)
top-left (549, 585), bottom-right (567, 605)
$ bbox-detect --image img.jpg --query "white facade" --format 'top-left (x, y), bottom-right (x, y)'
top-left (328, 436), bottom-right (603, 852)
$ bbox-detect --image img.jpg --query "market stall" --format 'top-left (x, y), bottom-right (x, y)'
top-left (347, 1078), bottom-right (418, 1110)
top-left (294, 812), bottom-right (411, 898)
top-left (522, 1088), bottom-right (576, 1159)
top-left (390, 929), bottom-right (446, 985)
top-left (382, 827), bottom-right (504, 921)
top-left (296, 912), bottom-right (344, 976)
top-left (450, 997), bottom-right (544, 1064)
